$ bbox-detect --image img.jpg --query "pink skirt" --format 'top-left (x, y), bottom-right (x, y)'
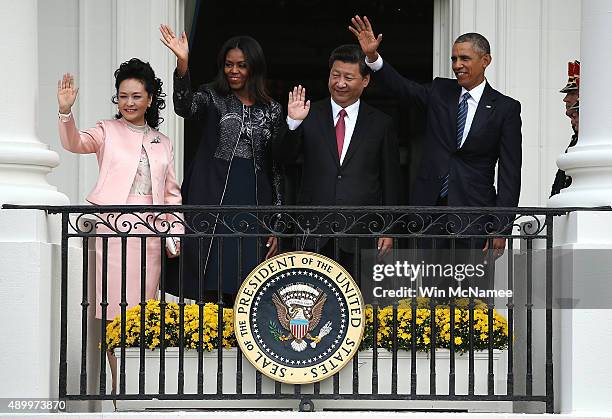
top-left (95, 195), bottom-right (161, 320)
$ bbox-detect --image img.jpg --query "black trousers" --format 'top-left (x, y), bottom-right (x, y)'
top-left (418, 196), bottom-right (494, 298)
top-left (318, 240), bottom-right (361, 285)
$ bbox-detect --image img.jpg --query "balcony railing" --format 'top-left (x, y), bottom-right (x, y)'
top-left (4, 204), bottom-right (572, 412)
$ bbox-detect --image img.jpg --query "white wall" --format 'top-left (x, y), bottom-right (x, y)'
top-left (436, 0), bottom-right (581, 207)
top-left (40, 0), bottom-right (184, 205)
top-left (510, 0), bottom-right (581, 206)
top-left (0, 210), bottom-right (61, 399)
top-left (39, 0), bottom-right (104, 204)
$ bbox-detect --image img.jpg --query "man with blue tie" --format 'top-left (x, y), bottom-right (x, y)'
top-left (350, 16), bottom-right (522, 258)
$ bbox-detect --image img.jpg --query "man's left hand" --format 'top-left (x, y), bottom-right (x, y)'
top-left (265, 236), bottom-right (278, 259)
top-left (483, 238), bottom-right (506, 259)
top-left (378, 237), bottom-right (393, 257)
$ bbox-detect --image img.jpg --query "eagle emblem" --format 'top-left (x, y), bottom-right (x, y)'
top-left (271, 283), bottom-right (332, 352)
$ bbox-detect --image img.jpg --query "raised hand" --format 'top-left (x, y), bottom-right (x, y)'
top-left (57, 73), bottom-right (79, 114)
top-left (287, 85), bottom-right (310, 121)
top-left (348, 15), bottom-right (382, 61)
top-left (160, 24), bottom-right (189, 74)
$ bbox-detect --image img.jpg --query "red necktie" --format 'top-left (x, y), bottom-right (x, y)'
top-left (335, 109), bottom-right (347, 160)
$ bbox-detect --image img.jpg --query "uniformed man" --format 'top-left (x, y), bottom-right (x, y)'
top-left (550, 64), bottom-right (579, 198)
top-left (560, 60), bottom-right (580, 110)
top-left (550, 62), bottom-right (579, 197)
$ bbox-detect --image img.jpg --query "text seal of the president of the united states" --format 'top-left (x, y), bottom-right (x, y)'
top-left (234, 251), bottom-right (365, 384)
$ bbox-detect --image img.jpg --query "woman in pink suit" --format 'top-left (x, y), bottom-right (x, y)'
top-left (57, 58), bottom-right (183, 322)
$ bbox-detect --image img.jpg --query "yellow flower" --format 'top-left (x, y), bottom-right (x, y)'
top-left (104, 297), bottom-right (507, 354)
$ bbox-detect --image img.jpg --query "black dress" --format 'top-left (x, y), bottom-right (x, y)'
top-left (167, 71), bottom-right (284, 300)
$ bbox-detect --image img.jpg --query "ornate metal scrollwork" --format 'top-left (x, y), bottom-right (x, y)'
top-left (67, 207), bottom-right (547, 239)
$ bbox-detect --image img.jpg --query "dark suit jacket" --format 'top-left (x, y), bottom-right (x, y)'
top-left (273, 98), bottom-right (400, 250)
top-left (375, 61), bottom-right (522, 234)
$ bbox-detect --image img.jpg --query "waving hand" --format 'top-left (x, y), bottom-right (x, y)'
top-left (57, 73), bottom-right (79, 114)
top-left (160, 24), bottom-right (189, 75)
top-left (348, 15), bottom-right (382, 61)
top-left (287, 85), bottom-right (310, 121)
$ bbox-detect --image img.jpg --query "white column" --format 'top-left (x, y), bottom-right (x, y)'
top-left (0, 0), bottom-right (67, 406)
top-left (549, 6), bottom-right (612, 410)
top-left (549, 0), bottom-right (612, 207)
top-left (552, 213), bottom-right (612, 414)
top-left (0, 0), bottom-right (68, 205)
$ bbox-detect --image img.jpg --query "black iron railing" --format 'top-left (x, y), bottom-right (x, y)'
top-left (3, 205), bottom-right (571, 412)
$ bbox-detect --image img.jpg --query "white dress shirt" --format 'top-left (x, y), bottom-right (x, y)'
top-left (365, 54), bottom-right (487, 146)
top-left (286, 98), bottom-right (361, 165)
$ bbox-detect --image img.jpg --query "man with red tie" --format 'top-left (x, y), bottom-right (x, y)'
top-left (273, 44), bottom-right (400, 272)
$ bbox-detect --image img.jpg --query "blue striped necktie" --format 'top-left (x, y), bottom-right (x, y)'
top-left (439, 92), bottom-right (471, 198)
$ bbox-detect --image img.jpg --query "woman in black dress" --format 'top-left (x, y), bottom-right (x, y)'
top-left (160, 25), bottom-right (283, 302)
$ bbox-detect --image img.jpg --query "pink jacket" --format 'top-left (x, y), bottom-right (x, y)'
top-left (59, 114), bottom-right (182, 205)
top-left (58, 114), bottom-right (183, 232)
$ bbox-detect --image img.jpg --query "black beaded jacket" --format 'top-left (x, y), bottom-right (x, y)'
top-left (173, 70), bottom-right (284, 207)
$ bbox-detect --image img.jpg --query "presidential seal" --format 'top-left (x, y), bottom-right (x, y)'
top-left (234, 252), bottom-right (365, 384)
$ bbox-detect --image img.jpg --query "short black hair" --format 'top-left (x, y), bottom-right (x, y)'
top-left (455, 33), bottom-right (491, 55)
top-left (328, 44), bottom-right (370, 77)
top-left (210, 35), bottom-right (272, 104)
top-left (112, 58), bottom-right (166, 129)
